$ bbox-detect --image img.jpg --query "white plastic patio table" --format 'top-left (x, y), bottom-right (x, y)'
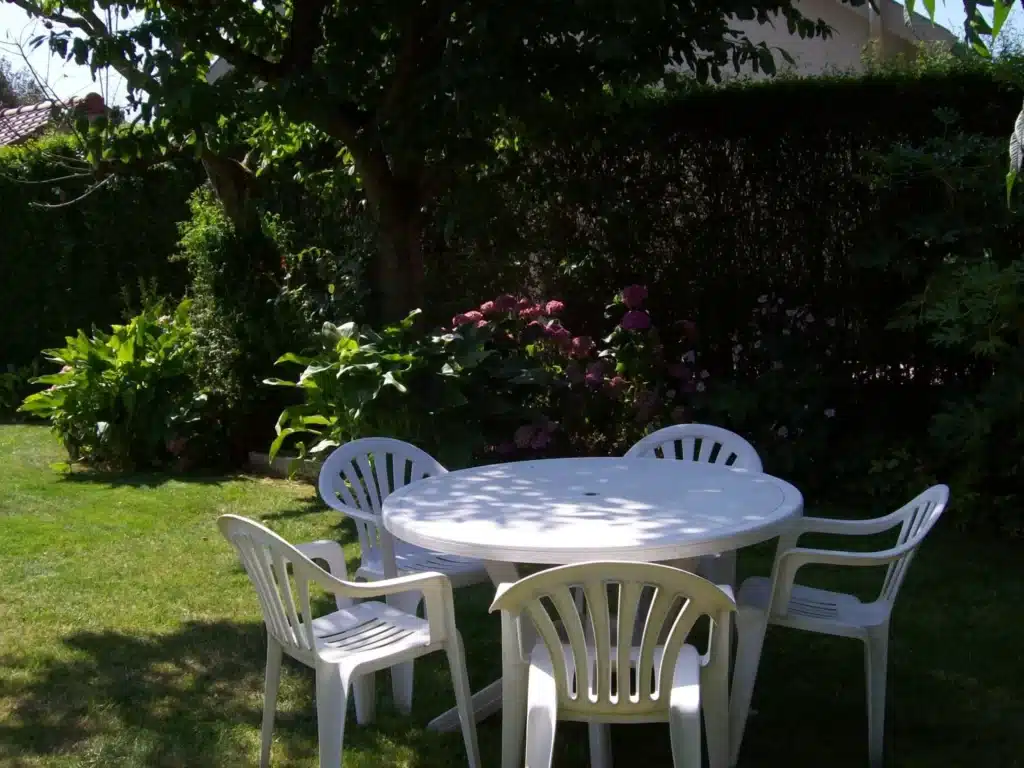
top-left (381, 457), bottom-right (803, 756)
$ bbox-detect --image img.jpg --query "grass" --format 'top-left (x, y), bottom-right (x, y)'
top-left (0, 423), bottom-right (1020, 767)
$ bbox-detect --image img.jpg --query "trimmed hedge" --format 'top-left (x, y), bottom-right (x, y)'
top-left (0, 134), bottom-right (201, 368)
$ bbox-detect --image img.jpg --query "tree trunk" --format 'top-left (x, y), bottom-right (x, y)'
top-left (375, 204), bottom-right (425, 323)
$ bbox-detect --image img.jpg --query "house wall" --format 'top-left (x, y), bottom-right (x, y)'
top-left (673, 0), bottom-right (957, 80)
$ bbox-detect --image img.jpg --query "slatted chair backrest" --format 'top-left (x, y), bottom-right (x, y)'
top-left (218, 514), bottom-right (352, 660)
top-left (625, 423), bottom-right (763, 471)
top-left (491, 561), bottom-right (735, 718)
top-left (878, 485), bottom-right (949, 603)
top-left (318, 438), bottom-right (447, 577)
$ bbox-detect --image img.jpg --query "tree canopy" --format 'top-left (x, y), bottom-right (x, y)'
top-left (4, 0), bottom-right (1013, 319)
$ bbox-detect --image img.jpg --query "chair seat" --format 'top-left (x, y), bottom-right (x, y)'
top-left (357, 540), bottom-right (488, 585)
top-left (736, 576), bottom-right (889, 630)
top-left (312, 601), bottom-right (433, 664)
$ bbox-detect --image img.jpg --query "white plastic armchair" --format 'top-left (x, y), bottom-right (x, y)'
top-left (728, 485), bottom-right (949, 768)
top-left (218, 515), bottom-right (480, 768)
top-left (625, 424), bottom-right (763, 587)
top-left (490, 561), bottom-right (736, 768)
top-left (317, 437), bottom-right (488, 715)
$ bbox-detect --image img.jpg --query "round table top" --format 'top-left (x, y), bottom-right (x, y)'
top-left (382, 457), bottom-right (803, 564)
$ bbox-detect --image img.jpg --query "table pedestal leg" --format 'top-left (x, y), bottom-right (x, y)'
top-left (428, 561), bottom-right (529, 768)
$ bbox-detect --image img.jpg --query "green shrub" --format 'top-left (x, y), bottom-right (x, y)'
top-left (267, 287), bottom-right (710, 469)
top-left (19, 299), bottom-right (217, 470)
top-left (173, 187), bottom-right (316, 460)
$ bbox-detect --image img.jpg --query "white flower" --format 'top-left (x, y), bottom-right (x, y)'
top-left (777, 426), bottom-right (789, 438)
top-left (753, 340), bottom-right (761, 349)
top-left (683, 350), bottom-right (696, 363)
top-left (696, 382), bottom-right (706, 392)
top-left (732, 343), bottom-right (743, 353)
top-left (699, 369), bottom-right (710, 379)
top-left (777, 297), bottom-right (784, 304)
top-left (805, 313), bottom-right (815, 323)
top-left (825, 408), bottom-right (836, 418)
top-left (757, 294), bottom-right (768, 304)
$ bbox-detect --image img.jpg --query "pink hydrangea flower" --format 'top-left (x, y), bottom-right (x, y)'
top-left (479, 301), bottom-right (497, 315)
top-left (476, 319), bottom-right (488, 328)
top-left (606, 376), bottom-right (627, 398)
top-left (494, 295), bottom-right (518, 313)
top-left (546, 324), bottom-right (571, 347)
top-left (545, 300), bottom-right (565, 316)
top-left (517, 297), bottom-right (532, 309)
top-left (514, 424), bottom-right (535, 449)
top-left (519, 304), bottom-right (544, 320)
top-left (621, 284), bottom-right (648, 309)
top-left (620, 310), bottom-right (651, 331)
top-left (570, 336), bottom-right (595, 358)
top-left (452, 310), bottom-right (485, 327)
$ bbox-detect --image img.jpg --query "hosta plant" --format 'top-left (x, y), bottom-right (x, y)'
top-left (19, 299), bottom-right (215, 470)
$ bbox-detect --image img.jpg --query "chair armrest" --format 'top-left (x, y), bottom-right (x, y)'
top-left (769, 541), bottom-right (914, 616)
top-left (295, 540), bottom-right (348, 579)
top-left (490, 582), bottom-right (515, 610)
top-left (313, 570), bottom-right (457, 642)
top-left (790, 511), bottom-right (905, 538)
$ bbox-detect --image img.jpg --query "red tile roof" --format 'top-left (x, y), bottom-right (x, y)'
top-left (0, 100), bottom-right (60, 147)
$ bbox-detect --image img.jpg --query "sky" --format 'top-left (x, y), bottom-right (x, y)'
top-left (0, 1), bottom-right (1009, 105)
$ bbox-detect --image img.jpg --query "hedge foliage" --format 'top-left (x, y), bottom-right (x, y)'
top-left (0, 133), bottom-right (201, 368)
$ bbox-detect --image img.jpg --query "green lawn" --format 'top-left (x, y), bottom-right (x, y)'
top-left (0, 424), bottom-right (1020, 767)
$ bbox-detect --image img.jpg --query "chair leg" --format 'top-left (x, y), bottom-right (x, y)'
top-left (315, 663), bottom-right (350, 768)
top-left (588, 723), bottom-right (612, 768)
top-left (525, 656), bottom-right (558, 768)
top-left (729, 612), bottom-right (768, 767)
top-left (668, 699), bottom-right (702, 768)
top-left (446, 635), bottom-right (482, 768)
top-left (865, 627), bottom-right (889, 768)
top-left (386, 590), bottom-right (424, 715)
top-left (702, 665), bottom-right (730, 768)
top-left (260, 637), bottom-right (284, 768)
top-left (501, 613), bottom-right (529, 768)
top-left (352, 673), bottom-right (377, 725)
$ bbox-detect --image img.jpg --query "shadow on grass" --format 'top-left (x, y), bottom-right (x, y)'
top-left (0, 619), bottom-right (506, 768)
top-left (59, 467), bottom-right (244, 489)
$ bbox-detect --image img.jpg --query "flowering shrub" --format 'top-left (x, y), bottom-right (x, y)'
top-left (268, 287), bottom-right (710, 467)
top-left (19, 300), bottom-right (216, 470)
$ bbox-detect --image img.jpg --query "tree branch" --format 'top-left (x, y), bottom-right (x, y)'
top-left (376, 0), bottom-right (446, 125)
top-left (30, 175), bottom-right (112, 208)
top-left (283, 0), bottom-right (329, 73)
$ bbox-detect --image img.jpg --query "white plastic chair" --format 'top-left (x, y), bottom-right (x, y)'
top-left (218, 514), bottom-right (480, 768)
top-left (728, 485), bottom-right (949, 768)
top-left (491, 561), bottom-right (736, 768)
top-left (625, 424), bottom-right (763, 587)
top-left (318, 437), bottom-right (489, 716)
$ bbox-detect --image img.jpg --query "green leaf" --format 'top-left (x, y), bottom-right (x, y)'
top-left (263, 377), bottom-right (298, 387)
top-left (275, 352), bottom-right (312, 366)
top-left (992, 0), bottom-right (1011, 39)
top-left (382, 371), bottom-right (407, 392)
top-left (269, 427), bottom-right (315, 462)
